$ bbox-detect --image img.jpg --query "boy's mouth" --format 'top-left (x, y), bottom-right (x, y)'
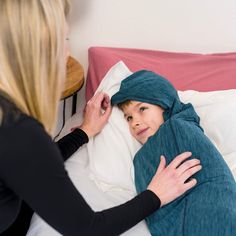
top-left (137, 128), bottom-right (149, 136)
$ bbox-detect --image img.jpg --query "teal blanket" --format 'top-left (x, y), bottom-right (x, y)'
top-left (111, 70), bottom-right (236, 236)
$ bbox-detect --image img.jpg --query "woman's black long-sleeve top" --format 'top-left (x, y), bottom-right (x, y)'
top-left (0, 97), bottom-right (160, 236)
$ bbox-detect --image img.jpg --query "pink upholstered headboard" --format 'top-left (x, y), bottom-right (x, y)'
top-left (86, 47), bottom-right (236, 101)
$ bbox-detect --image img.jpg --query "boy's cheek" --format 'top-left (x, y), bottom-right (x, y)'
top-left (129, 128), bottom-right (136, 139)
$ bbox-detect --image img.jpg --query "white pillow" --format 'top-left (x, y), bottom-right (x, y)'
top-left (178, 90), bottom-right (236, 178)
top-left (87, 61), bottom-right (141, 192)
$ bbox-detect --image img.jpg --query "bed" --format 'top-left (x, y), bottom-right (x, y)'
top-left (27, 0), bottom-right (236, 234)
top-left (27, 47), bottom-right (236, 236)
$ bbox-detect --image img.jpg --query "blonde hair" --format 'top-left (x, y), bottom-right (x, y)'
top-left (0, 0), bottom-right (70, 134)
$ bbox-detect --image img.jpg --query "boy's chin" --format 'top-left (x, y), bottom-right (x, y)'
top-left (139, 138), bottom-right (147, 145)
top-left (139, 135), bottom-right (154, 144)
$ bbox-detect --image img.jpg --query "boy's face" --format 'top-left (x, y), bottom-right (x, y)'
top-left (122, 101), bottom-right (164, 144)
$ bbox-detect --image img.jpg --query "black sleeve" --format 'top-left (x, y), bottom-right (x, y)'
top-left (0, 116), bottom-right (160, 236)
top-left (56, 128), bottom-right (89, 161)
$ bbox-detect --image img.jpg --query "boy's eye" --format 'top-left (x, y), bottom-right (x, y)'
top-left (140, 106), bottom-right (147, 112)
top-left (126, 116), bottom-right (132, 122)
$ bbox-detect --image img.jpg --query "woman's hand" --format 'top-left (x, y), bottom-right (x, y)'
top-left (147, 152), bottom-right (201, 207)
top-left (80, 92), bottom-right (112, 138)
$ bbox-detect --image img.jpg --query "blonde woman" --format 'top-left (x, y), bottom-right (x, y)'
top-left (0, 1), bottom-right (201, 235)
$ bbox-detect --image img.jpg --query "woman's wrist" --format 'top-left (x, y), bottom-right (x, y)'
top-left (72, 127), bottom-right (89, 143)
top-left (79, 124), bottom-right (92, 138)
top-left (145, 189), bottom-right (161, 209)
top-left (147, 188), bottom-right (163, 207)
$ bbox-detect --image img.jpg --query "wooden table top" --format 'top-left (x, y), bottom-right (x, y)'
top-left (61, 56), bottom-right (84, 99)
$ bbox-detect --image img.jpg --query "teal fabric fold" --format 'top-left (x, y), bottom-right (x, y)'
top-left (112, 70), bottom-right (236, 236)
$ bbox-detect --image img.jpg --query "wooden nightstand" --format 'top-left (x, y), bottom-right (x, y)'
top-left (61, 56), bottom-right (84, 115)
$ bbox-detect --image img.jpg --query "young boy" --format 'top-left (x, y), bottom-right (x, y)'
top-left (111, 70), bottom-right (236, 236)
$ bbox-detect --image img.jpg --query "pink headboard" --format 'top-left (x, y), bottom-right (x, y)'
top-left (86, 47), bottom-right (236, 101)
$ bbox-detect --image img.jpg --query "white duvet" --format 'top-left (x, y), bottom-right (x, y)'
top-left (27, 62), bottom-right (236, 236)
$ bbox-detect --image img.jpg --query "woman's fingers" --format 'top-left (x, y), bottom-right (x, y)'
top-left (176, 158), bottom-right (200, 175)
top-left (81, 92), bottom-right (112, 138)
top-left (156, 155), bottom-right (166, 174)
top-left (89, 92), bottom-right (108, 106)
top-left (182, 178), bottom-right (197, 192)
top-left (168, 151), bottom-right (192, 169)
top-left (180, 165), bottom-right (202, 184)
top-left (101, 93), bottom-right (110, 110)
top-left (87, 92), bottom-right (111, 115)
top-left (86, 92), bottom-right (103, 108)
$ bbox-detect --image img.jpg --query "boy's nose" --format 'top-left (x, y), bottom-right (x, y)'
top-left (131, 117), bottom-right (141, 128)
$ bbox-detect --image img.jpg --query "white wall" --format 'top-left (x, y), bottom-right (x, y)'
top-left (55, 0), bottom-right (236, 136)
top-left (68, 0), bottom-right (236, 69)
